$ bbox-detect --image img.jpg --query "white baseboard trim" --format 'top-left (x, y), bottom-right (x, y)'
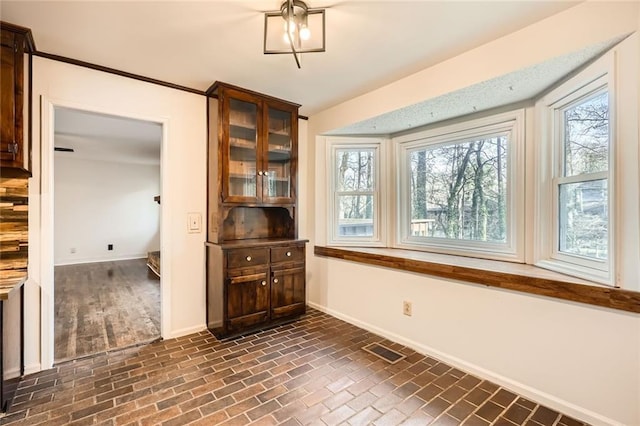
top-left (168, 324), bottom-right (207, 339)
top-left (22, 363), bottom-right (42, 377)
top-left (4, 367), bottom-right (20, 380)
top-left (54, 255), bottom-right (147, 267)
top-left (307, 301), bottom-right (622, 426)
top-left (4, 362), bottom-right (42, 379)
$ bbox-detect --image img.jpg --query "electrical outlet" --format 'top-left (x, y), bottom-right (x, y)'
top-left (403, 301), bottom-right (412, 316)
top-left (70, 247), bottom-right (76, 254)
top-left (108, 244), bottom-right (113, 251)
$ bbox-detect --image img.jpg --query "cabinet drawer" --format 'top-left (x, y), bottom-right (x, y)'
top-left (271, 245), bottom-right (305, 263)
top-left (227, 248), bottom-right (269, 269)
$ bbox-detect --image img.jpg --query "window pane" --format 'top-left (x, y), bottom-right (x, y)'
top-left (336, 149), bottom-right (375, 191)
top-left (559, 179), bottom-right (608, 260)
top-left (267, 107), bottom-right (292, 199)
top-left (563, 92), bottom-right (608, 177)
top-left (409, 137), bottom-right (507, 242)
top-left (337, 195), bottom-right (373, 237)
top-left (228, 99), bottom-right (257, 197)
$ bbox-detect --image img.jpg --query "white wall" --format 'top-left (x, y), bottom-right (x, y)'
top-left (23, 56), bottom-right (207, 375)
top-left (307, 3), bottom-right (640, 426)
top-left (54, 155), bottom-right (160, 265)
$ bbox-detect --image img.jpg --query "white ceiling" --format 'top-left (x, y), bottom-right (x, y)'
top-left (2, 0), bottom-right (581, 117)
top-left (6, 1), bottom-right (619, 163)
top-left (54, 107), bottom-right (162, 165)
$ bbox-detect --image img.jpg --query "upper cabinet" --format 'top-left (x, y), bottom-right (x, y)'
top-left (212, 83), bottom-right (299, 206)
top-left (207, 82), bottom-right (300, 243)
top-left (0, 22), bottom-right (34, 177)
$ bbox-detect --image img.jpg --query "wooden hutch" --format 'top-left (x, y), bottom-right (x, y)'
top-left (205, 82), bottom-right (307, 339)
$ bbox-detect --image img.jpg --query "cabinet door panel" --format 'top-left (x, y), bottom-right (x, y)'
top-left (263, 104), bottom-right (297, 204)
top-left (271, 265), bottom-right (305, 320)
top-left (226, 271), bottom-right (269, 330)
top-left (223, 96), bottom-right (260, 203)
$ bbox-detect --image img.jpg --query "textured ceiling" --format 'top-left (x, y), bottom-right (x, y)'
top-left (326, 37), bottom-right (624, 136)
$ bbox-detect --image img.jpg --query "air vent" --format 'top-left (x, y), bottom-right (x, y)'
top-left (362, 342), bottom-right (406, 364)
top-left (54, 147), bottom-right (75, 152)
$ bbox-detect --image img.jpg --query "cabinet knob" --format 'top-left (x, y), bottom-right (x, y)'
top-left (263, 170), bottom-right (269, 176)
top-left (261, 280), bottom-right (266, 286)
top-left (286, 251), bottom-right (292, 257)
top-left (273, 278), bottom-right (279, 284)
top-left (257, 171), bottom-right (263, 176)
top-left (246, 256), bottom-right (252, 262)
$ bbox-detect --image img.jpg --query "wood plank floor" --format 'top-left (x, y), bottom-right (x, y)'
top-left (4, 308), bottom-right (589, 425)
top-left (54, 259), bottom-right (161, 363)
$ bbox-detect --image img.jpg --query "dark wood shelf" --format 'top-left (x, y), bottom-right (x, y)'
top-left (314, 245), bottom-right (640, 314)
top-left (207, 238), bottom-right (308, 249)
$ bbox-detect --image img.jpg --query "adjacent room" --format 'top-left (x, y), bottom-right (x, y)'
top-left (0, 2), bottom-right (638, 426)
top-left (53, 107), bottom-right (162, 362)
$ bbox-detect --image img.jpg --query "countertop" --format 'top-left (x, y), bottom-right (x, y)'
top-left (0, 276), bottom-right (26, 301)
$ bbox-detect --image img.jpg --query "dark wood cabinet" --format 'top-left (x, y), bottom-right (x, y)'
top-left (206, 82), bottom-right (306, 339)
top-left (214, 84), bottom-right (298, 207)
top-left (0, 22), bottom-right (34, 177)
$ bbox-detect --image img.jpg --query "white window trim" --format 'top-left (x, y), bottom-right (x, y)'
top-left (535, 54), bottom-right (615, 285)
top-left (393, 109), bottom-right (525, 262)
top-left (326, 137), bottom-right (387, 247)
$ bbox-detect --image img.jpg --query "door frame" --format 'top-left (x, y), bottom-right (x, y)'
top-left (39, 96), bottom-right (171, 368)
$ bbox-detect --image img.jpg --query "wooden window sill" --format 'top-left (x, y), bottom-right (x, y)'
top-left (314, 246), bottom-right (640, 314)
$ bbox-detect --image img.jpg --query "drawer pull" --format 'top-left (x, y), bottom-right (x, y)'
top-left (246, 256), bottom-right (252, 262)
top-left (261, 280), bottom-right (266, 286)
top-left (286, 251), bottom-right (292, 257)
top-left (273, 278), bottom-right (279, 284)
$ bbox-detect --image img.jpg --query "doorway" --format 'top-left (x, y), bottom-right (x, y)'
top-left (52, 106), bottom-right (162, 362)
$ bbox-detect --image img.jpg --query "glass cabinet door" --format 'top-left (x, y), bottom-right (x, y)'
top-left (264, 106), bottom-right (293, 201)
top-left (226, 98), bottom-right (258, 200)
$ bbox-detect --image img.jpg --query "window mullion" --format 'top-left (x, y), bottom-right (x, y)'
top-left (555, 171), bottom-right (608, 185)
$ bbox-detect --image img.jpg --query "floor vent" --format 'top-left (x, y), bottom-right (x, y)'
top-left (362, 342), bottom-right (406, 364)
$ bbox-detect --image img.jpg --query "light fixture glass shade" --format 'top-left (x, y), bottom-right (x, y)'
top-left (264, 0), bottom-right (325, 68)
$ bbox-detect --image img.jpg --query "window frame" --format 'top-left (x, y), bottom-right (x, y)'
top-left (326, 137), bottom-right (387, 247)
top-left (535, 58), bottom-right (615, 285)
top-left (393, 110), bottom-right (525, 262)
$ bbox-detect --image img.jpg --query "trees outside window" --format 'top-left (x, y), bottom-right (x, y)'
top-left (336, 148), bottom-right (375, 237)
top-left (558, 91), bottom-right (609, 261)
top-left (395, 111), bottom-right (524, 261)
top-left (327, 139), bottom-right (385, 246)
top-left (409, 136), bottom-right (507, 243)
top-left (537, 68), bottom-right (614, 284)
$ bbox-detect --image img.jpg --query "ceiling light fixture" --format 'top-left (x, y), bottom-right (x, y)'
top-left (264, 0), bottom-right (325, 69)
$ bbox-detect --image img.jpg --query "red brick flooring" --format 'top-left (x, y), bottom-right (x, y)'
top-left (1, 308), bottom-right (588, 425)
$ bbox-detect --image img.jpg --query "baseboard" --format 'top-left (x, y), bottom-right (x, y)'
top-left (54, 255), bottom-right (147, 266)
top-left (4, 367), bottom-right (20, 380)
top-left (4, 361), bottom-right (42, 379)
top-left (168, 324), bottom-right (207, 339)
top-left (307, 301), bottom-right (622, 426)
top-left (22, 363), bottom-right (41, 377)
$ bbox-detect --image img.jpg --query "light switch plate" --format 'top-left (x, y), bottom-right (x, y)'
top-left (187, 212), bottom-right (202, 233)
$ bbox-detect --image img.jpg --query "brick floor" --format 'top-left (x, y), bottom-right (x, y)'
top-left (0, 308), bottom-right (589, 425)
